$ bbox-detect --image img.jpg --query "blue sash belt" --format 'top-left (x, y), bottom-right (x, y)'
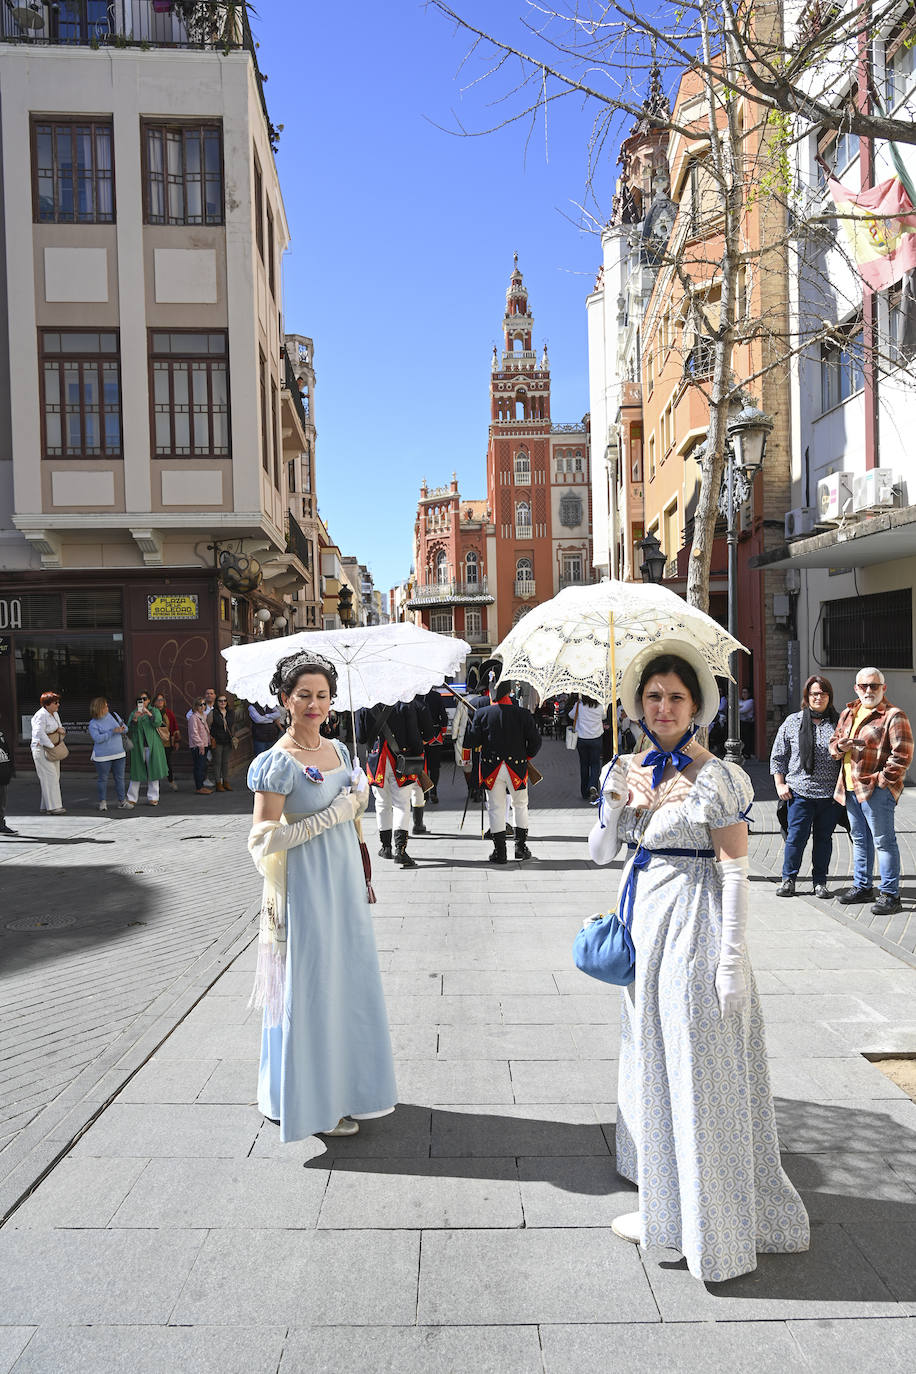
top-left (620, 841), bottom-right (715, 930)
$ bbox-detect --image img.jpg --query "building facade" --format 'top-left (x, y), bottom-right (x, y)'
top-left (408, 475), bottom-right (496, 651)
top-left (0, 5), bottom-right (312, 759)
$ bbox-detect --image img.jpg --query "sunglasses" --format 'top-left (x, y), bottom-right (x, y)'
top-left (856, 683), bottom-right (882, 691)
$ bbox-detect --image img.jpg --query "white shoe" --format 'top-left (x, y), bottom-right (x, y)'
top-left (318, 1117), bottom-right (360, 1137)
top-left (611, 1211), bottom-right (642, 1244)
top-left (49, 808), bottom-right (67, 815)
top-left (98, 801), bottom-right (108, 812)
top-left (118, 800), bottom-right (134, 809)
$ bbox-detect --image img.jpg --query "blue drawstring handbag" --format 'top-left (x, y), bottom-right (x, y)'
top-left (573, 910), bottom-right (635, 986)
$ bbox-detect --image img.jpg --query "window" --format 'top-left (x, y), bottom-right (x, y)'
top-left (51, 0), bottom-right (110, 43)
top-left (563, 555), bottom-right (583, 584)
top-left (259, 350), bottom-right (268, 472)
top-left (687, 157), bottom-right (719, 234)
top-left (515, 501), bottom-right (531, 537)
top-left (559, 494), bottom-right (583, 527)
top-left (820, 321), bottom-right (864, 412)
top-left (435, 551), bottom-right (449, 584)
top-left (818, 125), bottom-right (859, 185)
top-left (465, 608), bottom-right (482, 639)
top-left (266, 201), bottom-right (276, 298)
top-left (32, 119), bottom-right (113, 224)
top-left (574, 456), bottom-right (583, 472)
top-left (40, 331), bottom-right (121, 459)
top-left (144, 122), bottom-right (224, 226)
top-left (65, 589), bottom-right (122, 629)
top-left (514, 450), bottom-right (531, 483)
top-left (270, 381), bottom-right (279, 487)
top-left (253, 157), bottom-right (264, 257)
top-left (430, 610), bottom-right (453, 634)
top-left (465, 551), bottom-right (479, 585)
top-left (516, 556), bottom-right (534, 584)
top-left (822, 588), bottom-right (911, 669)
top-left (886, 30), bottom-right (916, 111)
top-left (151, 331), bottom-right (229, 458)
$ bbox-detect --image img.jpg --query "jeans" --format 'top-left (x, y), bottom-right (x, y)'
top-left (252, 739), bottom-right (273, 756)
top-left (191, 749), bottom-right (208, 790)
top-left (211, 742), bottom-right (231, 783)
top-left (782, 795), bottom-right (837, 885)
top-left (94, 755), bottom-right (126, 804)
top-left (846, 787), bottom-right (901, 895)
top-left (577, 737), bottom-right (603, 797)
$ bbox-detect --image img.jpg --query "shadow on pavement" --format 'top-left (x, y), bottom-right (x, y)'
top-left (0, 835), bottom-right (116, 846)
top-left (0, 865), bottom-right (155, 974)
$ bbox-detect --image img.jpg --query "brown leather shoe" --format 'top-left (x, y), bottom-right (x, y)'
top-left (215, 781), bottom-right (226, 791)
top-left (222, 781), bottom-right (232, 791)
top-left (196, 787), bottom-right (214, 795)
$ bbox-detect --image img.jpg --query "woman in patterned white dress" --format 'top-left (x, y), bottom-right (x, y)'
top-left (593, 642), bottom-right (809, 1282)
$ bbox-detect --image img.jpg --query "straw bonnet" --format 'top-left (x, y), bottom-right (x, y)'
top-left (619, 638), bottom-right (722, 727)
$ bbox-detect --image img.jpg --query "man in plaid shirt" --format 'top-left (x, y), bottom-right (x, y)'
top-left (829, 668), bottom-right (913, 916)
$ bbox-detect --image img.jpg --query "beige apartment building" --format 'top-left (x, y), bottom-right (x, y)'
top-left (0, 4), bottom-right (314, 758)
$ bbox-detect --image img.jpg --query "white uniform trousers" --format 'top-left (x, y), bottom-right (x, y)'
top-left (31, 746), bottom-right (62, 812)
top-left (372, 770), bottom-right (411, 833)
top-left (485, 764), bottom-right (528, 832)
top-left (408, 781), bottom-right (425, 810)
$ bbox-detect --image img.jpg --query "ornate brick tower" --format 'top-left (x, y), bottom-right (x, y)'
top-left (487, 257), bottom-right (557, 641)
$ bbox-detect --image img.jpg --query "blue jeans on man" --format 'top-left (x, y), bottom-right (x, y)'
top-left (846, 786), bottom-right (900, 896)
top-left (577, 737), bottom-right (603, 798)
top-left (782, 795), bottom-right (838, 885)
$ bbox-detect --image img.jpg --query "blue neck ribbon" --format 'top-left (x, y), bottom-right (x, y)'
top-left (640, 722), bottom-right (698, 790)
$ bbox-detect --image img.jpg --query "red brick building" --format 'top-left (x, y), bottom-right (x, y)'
top-left (407, 258), bottom-right (591, 657)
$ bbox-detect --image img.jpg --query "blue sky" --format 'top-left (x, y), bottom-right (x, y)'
top-left (257, 0), bottom-right (620, 594)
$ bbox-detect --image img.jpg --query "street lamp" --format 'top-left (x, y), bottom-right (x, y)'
top-left (637, 531), bottom-right (666, 584)
top-left (720, 396), bottom-right (774, 767)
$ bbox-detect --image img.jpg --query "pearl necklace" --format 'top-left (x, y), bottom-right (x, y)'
top-left (286, 728), bottom-right (323, 753)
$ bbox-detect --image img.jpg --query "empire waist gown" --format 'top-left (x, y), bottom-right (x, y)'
top-left (248, 744), bottom-right (397, 1142)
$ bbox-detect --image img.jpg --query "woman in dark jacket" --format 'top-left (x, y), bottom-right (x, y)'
top-left (769, 675), bottom-right (842, 898)
top-left (209, 694), bottom-right (236, 792)
top-left (0, 721), bottom-right (16, 835)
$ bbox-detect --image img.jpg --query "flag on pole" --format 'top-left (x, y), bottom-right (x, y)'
top-left (828, 170), bottom-right (916, 290)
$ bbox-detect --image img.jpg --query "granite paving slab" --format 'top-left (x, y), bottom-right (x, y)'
top-left (786, 1316), bottom-right (916, 1371)
top-left (171, 1228), bottom-right (420, 1326)
top-left (539, 1319), bottom-right (809, 1373)
top-left (418, 1227), bottom-right (659, 1325)
top-left (109, 1156), bottom-right (329, 1229)
top-left (317, 1156), bottom-right (523, 1229)
top-left (518, 1155), bottom-right (637, 1227)
top-left (429, 1103), bottom-right (611, 1159)
top-left (279, 1325), bottom-right (544, 1373)
top-left (7, 1156), bottom-right (148, 1229)
top-left (509, 1059), bottom-right (617, 1104)
top-left (0, 1328), bottom-right (33, 1374)
top-left (5, 1325), bottom-right (286, 1374)
top-left (116, 1057), bottom-right (220, 1104)
top-left (69, 1103), bottom-right (260, 1159)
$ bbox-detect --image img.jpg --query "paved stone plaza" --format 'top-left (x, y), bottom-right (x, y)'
top-left (1, 741), bottom-right (915, 1371)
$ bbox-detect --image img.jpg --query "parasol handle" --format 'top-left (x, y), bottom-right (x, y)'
top-left (610, 611), bottom-right (618, 757)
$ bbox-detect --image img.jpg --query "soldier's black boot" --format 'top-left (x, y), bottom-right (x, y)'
top-left (393, 829), bottom-right (417, 868)
top-left (514, 827), bottom-right (532, 860)
top-left (505, 822), bottom-right (515, 838)
top-left (411, 806), bottom-right (428, 835)
top-left (488, 831), bottom-right (508, 865)
top-left (378, 829), bottom-right (393, 859)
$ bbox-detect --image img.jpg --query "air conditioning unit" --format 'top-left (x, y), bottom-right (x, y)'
top-left (852, 468), bottom-right (899, 513)
top-left (784, 507), bottom-right (817, 539)
top-left (816, 472), bottom-right (855, 523)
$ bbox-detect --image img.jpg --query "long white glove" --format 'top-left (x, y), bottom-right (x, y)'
top-left (715, 855), bottom-right (750, 1017)
top-left (350, 765), bottom-right (370, 800)
top-left (249, 789), bottom-right (362, 870)
top-left (588, 760), bottom-right (628, 865)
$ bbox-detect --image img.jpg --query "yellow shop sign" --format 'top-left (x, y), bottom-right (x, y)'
top-left (147, 594), bottom-right (199, 621)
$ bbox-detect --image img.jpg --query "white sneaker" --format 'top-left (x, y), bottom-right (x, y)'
top-left (318, 1117), bottom-right (360, 1137)
top-left (98, 801), bottom-right (108, 812)
top-left (611, 1211), bottom-right (642, 1244)
top-left (118, 800), bottom-right (134, 809)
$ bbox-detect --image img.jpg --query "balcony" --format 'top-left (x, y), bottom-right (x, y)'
top-left (406, 577), bottom-right (494, 609)
top-left (285, 509), bottom-right (310, 570)
top-left (514, 579), bottom-right (536, 598)
top-left (558, 575), bottom-right (591, 591)
top-left (1, 2), bottom-right (248, 50)
top-left (282, 350), bottom-right (309, 435)
top-left (515, 524), bottom-right (532, 540)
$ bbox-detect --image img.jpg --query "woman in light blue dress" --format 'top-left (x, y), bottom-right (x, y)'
top-left (247, 650), bottom-right (397, 1143)
top-left (593, 643), bottom-right (809, 1282)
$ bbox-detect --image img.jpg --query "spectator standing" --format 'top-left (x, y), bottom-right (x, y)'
top-left (739, 687), bottom-right (755, 758)
top-left (568, 694), bottom-right (606, 801)
top-left (249, 701), bottom-right (284, 755)
top-left (830, 668), bottom-right (913, 916)
top-left (30, 691), bottom-right (66, 814)
top-left (127, 692), bottom-right (168, 806)
top-left (88, 697), bottom-right (130, 811)
top-left (188, 699), bottom-right (213, 794)
top-left (153, 693), bottom-right (180, 791)
top-left (210, 694), bottom-right (236, 791)
top-left (0, 721), bottom-right (16, 835)
top-left (769, 676), bottom-right (841, 898)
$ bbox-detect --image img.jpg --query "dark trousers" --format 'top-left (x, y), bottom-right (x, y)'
top-left (0, 781), bottom-right (7, 822)
top-left (191, 749), bottom-right (208, 790)
top-left (425, 743), bottom-right (442, 787)
top-left (782, 795), bottom-right (838, 885)
top-left (577, 737), bottom-right (603, 797)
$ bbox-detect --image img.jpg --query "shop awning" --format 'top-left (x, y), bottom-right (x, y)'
top-left (750, 503), bottom-right (916, 571)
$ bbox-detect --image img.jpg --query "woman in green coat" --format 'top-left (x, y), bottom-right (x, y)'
top-left (127, 691), bottom-right (169, 806)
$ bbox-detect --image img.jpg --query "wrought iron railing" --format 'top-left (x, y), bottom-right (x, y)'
top-left (406, 578), bottom-right (492, 607)
top-left (285, 509), bottom-right (310, 570)
top-left (282, 350), bottom-right (309, 434)
top-left (514, 579), bottom-right (536, 598)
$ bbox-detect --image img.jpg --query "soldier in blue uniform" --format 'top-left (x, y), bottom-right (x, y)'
top-left (465, 676), bottom-right (542, 863)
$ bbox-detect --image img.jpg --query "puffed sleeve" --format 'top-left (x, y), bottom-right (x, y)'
top-left (334, 741), bottom-right (352, 770)
top-left (247, 748), bottom-right (296, 796)
top-left (684, 759), bottom-right (753, 830)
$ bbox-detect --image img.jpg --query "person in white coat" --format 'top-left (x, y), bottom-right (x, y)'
top-left (30, 690), bottom-right (67, 814)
